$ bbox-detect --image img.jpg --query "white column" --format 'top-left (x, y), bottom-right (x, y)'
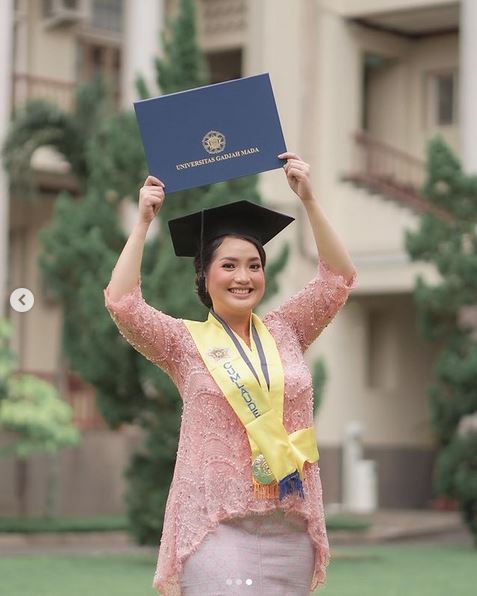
top-left (460, 0), bottom-right (477, 173)
top-left (121, 0), bottom-right (164, 109)
top-left (314, 7), bottom-right (361, 202)
top-left (0, 0), bottom-right (14, 316)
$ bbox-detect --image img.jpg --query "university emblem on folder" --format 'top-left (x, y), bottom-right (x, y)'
top-left (202, 130), bottom-right (226, 154)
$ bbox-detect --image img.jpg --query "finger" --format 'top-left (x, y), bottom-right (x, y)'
top-left (142, 186), bottom-right (165, 198)
top-left (278, 151), bottom-right (302, 161)
top-left (287, 170), bottom-right (308, 182)
top-left (287, 167), bottom-right (307, 179)
top-left (147, 200), bottom-right (164, 213)
top-left (144, 175), bottom-right (165, 187)
top-left (285, 160), bottom-right (307, 170)
top-left (143, 187), bottom-right (165, 196)
top-left (145, 175), bottom-right (164, 186)
top-left (284, 164), bottom-right (307, 177)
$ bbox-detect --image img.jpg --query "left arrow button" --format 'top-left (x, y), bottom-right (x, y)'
top-left (10, 288), bottom-right (35, 313)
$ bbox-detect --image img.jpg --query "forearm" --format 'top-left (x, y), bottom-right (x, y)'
top-left (108, 219), bottom-right (151, 301)
top-left (303, 198), bottom-right (356, 282)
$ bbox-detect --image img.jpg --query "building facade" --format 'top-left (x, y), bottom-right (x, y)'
top-left (0, 0), bottom-right (470, 515)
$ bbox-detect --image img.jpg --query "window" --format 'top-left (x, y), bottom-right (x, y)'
top-left (77, 40), bottom-right (121, 102)
top-left (205, 49), bottom-right (242, 84)
top-left (42, 0), bottom-right (81, 17)
top-left (42, 0), bottom-right (54, 16)
top-left (427, 71), bottom-right (458, 127)
top-left (91, 0), bottom-right (123, 32)
top-left (366, 308), bottom-right (398, 392)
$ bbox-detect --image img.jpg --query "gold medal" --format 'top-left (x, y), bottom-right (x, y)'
top-left (252, 454), bottom-right (275, 485)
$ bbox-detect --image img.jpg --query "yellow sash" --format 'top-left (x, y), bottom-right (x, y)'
top-left (184, 310), bottom-right (319, 500)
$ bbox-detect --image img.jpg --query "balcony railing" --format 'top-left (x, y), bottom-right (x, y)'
top-left (352, 131), bottom-right (425, 189)
top-left (198, 0), bottom-right (246, 51)
top-left (12, 73), bottom-right (76, 112)
top-left (13, 369), bottom-right (108, 431)
top-left (12, 73), bottom-right (120, 113)
top-left (343, 131), bottom-right (452, 222)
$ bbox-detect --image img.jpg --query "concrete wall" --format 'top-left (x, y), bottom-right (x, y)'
top-left (364, 31), bottom-right (459, 157)
top-left (320, 444), bottom-right (437, 508)
top-left (0, 426), bottom-right (143, 516)
top-left (17, 0), bottom-right (77, 81)
top-left (9, 198), bottom-right (62, 371)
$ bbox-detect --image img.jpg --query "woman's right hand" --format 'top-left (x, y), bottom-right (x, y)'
top-left (138, 175), bottom-right (165, 224)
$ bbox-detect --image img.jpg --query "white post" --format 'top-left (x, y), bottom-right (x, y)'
top-left (0, 0), bottom-right (14, 316)
top-left (120, 0), bottom-right (164, 238)
top-left (460, 0), bottom-right (477, 173)
top-left (121, 0), bottom-right (164, 109)
top-left (343, 421), bottom-right (378, 512)
top-left (342, 421), bottom-right (363, 509)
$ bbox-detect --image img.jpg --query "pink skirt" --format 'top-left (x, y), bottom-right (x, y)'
top-left (179, 509), bottom-right (314, 595)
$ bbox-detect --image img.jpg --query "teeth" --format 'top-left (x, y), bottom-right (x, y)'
top-left (230, 289), bottom-right (251, 294)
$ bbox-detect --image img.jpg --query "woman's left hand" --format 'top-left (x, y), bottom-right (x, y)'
top-left (278, 151), bottom-right (315, 202)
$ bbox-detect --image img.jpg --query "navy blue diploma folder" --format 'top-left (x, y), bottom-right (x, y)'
top-left (133, 73), bottom-right (287, 193)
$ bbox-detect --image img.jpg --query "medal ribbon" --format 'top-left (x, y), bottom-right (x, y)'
top-left (184, 311), bottom-right (319, 500)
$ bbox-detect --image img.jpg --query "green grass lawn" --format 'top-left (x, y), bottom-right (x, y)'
top-left (0, 544), bottom-right (475, 595)
top-left (321, 544), bottom-right (476, 596)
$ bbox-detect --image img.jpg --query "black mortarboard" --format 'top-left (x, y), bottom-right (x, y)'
top-left (168, 200), bottom-right (295, 258)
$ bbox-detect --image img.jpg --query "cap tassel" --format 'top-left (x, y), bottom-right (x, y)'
top-left (200, 208), bottom-right (205, 282)
top-left (278, 470), bottom-right (305, 501)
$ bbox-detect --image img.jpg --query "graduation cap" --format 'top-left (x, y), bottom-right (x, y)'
top-left (168, 200), bottom-right (295, 259)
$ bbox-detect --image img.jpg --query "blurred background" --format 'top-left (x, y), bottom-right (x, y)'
top-left (0, 1), bottom-right (476, 595)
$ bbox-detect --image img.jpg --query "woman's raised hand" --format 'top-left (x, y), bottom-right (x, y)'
top-left (138, 175), bottom-right (165, 224)
top-left (278, 152), bottom-right (314, 203)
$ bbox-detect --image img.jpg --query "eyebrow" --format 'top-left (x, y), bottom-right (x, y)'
top-left (219, 256), bottom-right (261, 262)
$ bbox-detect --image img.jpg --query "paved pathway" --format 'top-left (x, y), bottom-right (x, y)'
top-left (329, 508), bottom-right (471, 546)
top-left (0, 531), bottom-right (155, 556)
top-left (0, 509), bottom-right (473, 556)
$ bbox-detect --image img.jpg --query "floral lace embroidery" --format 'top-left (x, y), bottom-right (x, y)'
top-left (104, 260), bottom-right (357, 595)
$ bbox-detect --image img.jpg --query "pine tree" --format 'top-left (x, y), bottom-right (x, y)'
top-left (405, 136), bottom-right (477, 544)
top-left (4, 0), bottom-right (288, 540)
top-left (3, 76), bottom-right (108, 196)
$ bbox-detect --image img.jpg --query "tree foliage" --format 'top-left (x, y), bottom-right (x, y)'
top-left (405, 136), bottom-right (477, 543)
top-left (312, 357), bottom-right (327, 417)
top-left (0, 319), bottom-right (79, 458)
top-left (434, 430), bottom-right (477, 545)
top-left (0, 319), bottom-right (80, 516)
top-left (3, 77), bottom-right (108, 196)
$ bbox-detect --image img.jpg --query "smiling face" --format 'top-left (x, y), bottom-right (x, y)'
top-left (205, 236), bottom-right (266, 317)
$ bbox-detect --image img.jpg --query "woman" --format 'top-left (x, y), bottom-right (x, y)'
top-left (104, 152), bottom-right (357, 595)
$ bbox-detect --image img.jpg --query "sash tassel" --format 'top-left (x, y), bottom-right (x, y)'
top-left (278, 469), bottom-right (305, 501)
top-left (252, 477), bottom-right (279, 499)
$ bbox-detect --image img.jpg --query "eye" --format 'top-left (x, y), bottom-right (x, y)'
top-left (250, 263), bottom-right (261, 270)
top-left (222, 263), bottom-right (234, 269)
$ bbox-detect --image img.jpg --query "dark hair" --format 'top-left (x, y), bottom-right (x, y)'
top-left (194, 234), bottom-right (266, 309)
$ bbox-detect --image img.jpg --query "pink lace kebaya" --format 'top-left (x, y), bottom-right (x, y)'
top-left (104, 259), bottom-right (357, 595)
